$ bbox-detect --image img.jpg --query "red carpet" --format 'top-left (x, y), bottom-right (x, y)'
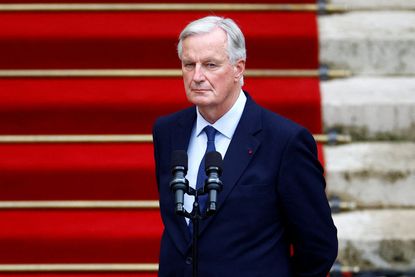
top-left (0, 1), bottom-right (325, 275)
top-left (0, 0), bottom-right (315, 3)
top-left (0, 77), bottom-right (321, 134)
top-left (0, 142), bottom-right (325, 201)
top-left (0, 11), bottom-right (317, 69)
top-left (0, 143), bottom-right (156, 200)
top-left (0, 210), bottom-right (162, 263)
top-left (0, 275), bottom-right (156, 277)
top-left (0, 272), bottom-right (157, 277)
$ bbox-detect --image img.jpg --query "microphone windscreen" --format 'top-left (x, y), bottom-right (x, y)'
top-left (205, 151), bottom-right (223, 170)
top-left (171, 150), bottom-right (188, 170)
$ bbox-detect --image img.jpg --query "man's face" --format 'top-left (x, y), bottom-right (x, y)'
top-left (180, 28), bottom-right (245, 116)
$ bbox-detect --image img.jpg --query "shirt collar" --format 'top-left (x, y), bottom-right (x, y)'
top-left (195, 90), bottom-right (247, 139)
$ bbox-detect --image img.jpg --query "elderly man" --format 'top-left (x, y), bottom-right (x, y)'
top-left (152, 16), bottom-right (337, 277)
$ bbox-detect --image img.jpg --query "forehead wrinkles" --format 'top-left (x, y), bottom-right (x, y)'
top-left (182, 28), bottom-right (229, 61)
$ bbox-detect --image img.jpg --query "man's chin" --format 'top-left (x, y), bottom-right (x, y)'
top-left (187, 94), bottom-right (212, 106)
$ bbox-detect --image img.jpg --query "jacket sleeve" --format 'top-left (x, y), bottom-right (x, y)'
top-left (277, 128), bottom-right (338, 277)
top-left (152, 120), bottom-right (161, 192)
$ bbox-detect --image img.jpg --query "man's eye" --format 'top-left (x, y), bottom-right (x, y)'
top-left (206, 63), bottom-right (217, 68)
top-left (183, 63), bottom-right (195, 69)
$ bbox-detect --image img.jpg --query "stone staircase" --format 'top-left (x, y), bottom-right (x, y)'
top-left (321, 0), bottom-right (415, 272)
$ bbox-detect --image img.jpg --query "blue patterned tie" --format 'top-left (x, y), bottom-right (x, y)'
top-left (196, 126), bottom-right (217, 202)
top-left (189, 125), bottom-right (217, 234)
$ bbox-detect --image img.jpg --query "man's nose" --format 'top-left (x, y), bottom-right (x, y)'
top-left (192, 64), bottom-right (206, 82)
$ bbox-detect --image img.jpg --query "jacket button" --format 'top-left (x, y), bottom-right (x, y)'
top-left (185, 256), bottom-right (193, 265)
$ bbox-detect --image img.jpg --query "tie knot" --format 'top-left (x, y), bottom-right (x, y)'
top-left (203, 125), bottom-right (217, 142)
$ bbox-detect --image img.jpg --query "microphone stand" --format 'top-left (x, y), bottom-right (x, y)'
top-left (171, 151), bottom-right (223, 277)
top-left (182, 186), bottom-right (209, 277)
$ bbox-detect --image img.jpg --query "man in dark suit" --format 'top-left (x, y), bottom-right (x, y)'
top-left (153, 16), bottom-right (337, 276)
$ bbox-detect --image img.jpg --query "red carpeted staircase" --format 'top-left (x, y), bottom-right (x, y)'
top-left (0, 0), bottom-right (324, 275)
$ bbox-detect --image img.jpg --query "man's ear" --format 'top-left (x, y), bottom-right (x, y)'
top-left (234, 59), bottom-right (246, 83)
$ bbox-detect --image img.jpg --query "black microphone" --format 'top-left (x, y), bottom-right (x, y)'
top-left (169, 150), bottom-right (189, 216)
top-left (204, 151), bottom-right (223, 215)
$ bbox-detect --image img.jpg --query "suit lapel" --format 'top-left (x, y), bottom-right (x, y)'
top-left (171, 107), bottom-right (196, 153)
top-left (168, 107), bottom-right (196, 253)
top-left (197, 95), bottom-right (263, 237)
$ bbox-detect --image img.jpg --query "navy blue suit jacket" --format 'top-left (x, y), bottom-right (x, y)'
top-left (153, 93), bottom-right (338, 277)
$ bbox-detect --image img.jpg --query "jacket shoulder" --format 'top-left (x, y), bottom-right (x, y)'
top-left (260, 105), bottom-right (311, 139)
top-left (153, 106), bottom-right (195, 133)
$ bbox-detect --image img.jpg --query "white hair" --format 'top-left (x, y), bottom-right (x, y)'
top-left (177, 16), bottom-right (246, 85)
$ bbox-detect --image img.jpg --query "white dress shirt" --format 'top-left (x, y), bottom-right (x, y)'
top-left (184, 90), bottom-right (247, 223)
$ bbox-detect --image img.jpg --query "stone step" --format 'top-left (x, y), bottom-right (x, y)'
top-left (321, 77), bottom-right (415, 140)
top-left (324, 142), bottom-right (415, 208)
top-left (319, 11), bottom-right (415, 75)
top-left (333, 209), bottom-right (415, 271)
top-left (329, 0), bottom-right (415, 10)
